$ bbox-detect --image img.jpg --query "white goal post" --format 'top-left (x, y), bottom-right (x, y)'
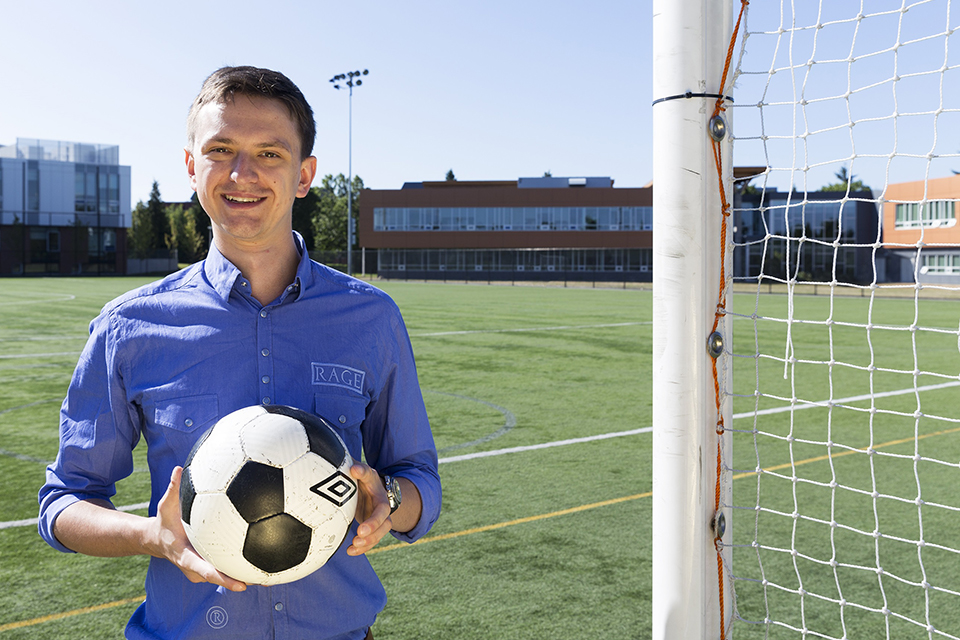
top-left (654, 1), bottom-right (960, 639)
top-left (651, 0), bottom-right (736, 638)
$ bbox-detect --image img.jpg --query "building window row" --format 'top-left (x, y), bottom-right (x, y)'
top-left (920, 252), bottom-right (960, 275)
top-left (373, 206), bottom-right (652, 232)
top-left (378, 248), bottom-right (652, 273)
top-left (894, 200), bottom-right (957, 229)
top-left (739, 201), bottom-right (859, 240)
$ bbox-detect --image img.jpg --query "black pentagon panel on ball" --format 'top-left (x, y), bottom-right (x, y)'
top-left (263, 405), bottom-right (346, 467)
top-left (180, 465), bottom-right (197, 526)
top-left (243, 513), bottom-right (313, 574)
top-left (227, 461), bottom-right (285, 523)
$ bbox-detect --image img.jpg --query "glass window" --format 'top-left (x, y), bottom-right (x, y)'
top-left (109, 171), bottom-right (120, 201)
top-left (27, 161), bottom-right (40, 211)
top-left (895, 200), bottom-right (957, 229)
top-left (599, 207), bottom-right (619, 229)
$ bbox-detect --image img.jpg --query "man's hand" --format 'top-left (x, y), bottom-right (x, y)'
top-left (346, 463), bottom-right (394, 556)
top-left (51, 467), bottom-right (246, 592)
top-left (145, 467), bottom-right (247, 592)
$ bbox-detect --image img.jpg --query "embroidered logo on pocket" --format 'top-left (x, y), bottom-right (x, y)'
top-left (311, 363), bottom-right (365, 395)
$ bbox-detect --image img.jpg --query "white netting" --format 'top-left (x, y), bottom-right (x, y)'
top-left (725, 1), bottom-right (960, 638)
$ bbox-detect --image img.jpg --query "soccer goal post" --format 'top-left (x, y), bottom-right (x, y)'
top-left (651, 0), bottom-right (736, 638)
top-left (654, 0), bottom-right (960, 638)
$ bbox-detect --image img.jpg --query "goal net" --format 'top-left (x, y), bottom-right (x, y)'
top-left (725, 1), bottom-right (960, 639)
top-left (653, 1), bottom-right (960, 639)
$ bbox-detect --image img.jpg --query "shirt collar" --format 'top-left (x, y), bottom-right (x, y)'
top-left (289, 231), bottom-right (313, 301)
top-left (202, 240), bottom-right (242, 301)
top-left (202, 231), bottom-right (314, 302)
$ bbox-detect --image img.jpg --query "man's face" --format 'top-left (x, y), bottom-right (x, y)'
top-left (185, 94), bottom-right (316, 251)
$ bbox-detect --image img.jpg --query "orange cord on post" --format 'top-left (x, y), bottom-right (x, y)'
top-left (710, 2), bottom-right (749, 639)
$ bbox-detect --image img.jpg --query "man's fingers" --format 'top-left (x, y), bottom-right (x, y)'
top-left (161, 466), bottom-right (246, 591)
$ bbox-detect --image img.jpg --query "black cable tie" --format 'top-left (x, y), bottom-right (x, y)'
top-left (651, 92), bottom-right (734, 106)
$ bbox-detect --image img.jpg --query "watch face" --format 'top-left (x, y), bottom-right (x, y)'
top-left (383, 475), bottom-right (401, 513)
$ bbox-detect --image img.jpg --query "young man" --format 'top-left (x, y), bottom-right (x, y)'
top-left (38, 66), bottom-right (441, 640)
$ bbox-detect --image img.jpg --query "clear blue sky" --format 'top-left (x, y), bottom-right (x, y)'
top-left (2, 1), bottom-right (955, 208)
top-left (1, 0), bottom-right (651, 206)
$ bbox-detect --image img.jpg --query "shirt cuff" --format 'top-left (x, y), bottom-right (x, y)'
top-left (388, 470), bottom-right (440, 544)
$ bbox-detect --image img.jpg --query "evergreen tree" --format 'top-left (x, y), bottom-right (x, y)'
top-left (166, 204), bottom-right (204, 264)
top-left (186, 193), bottom-right (210, 258)
top-left (312, 174), bottom-right (363, 252)
top-left (129, 201), bottom-right (153, 259)
top-left (822, 166), bottom-right (869, 192)
top-left (445, 169), bottom-right (456, 181)
top-left (146, 181), bottom-right (170, 252)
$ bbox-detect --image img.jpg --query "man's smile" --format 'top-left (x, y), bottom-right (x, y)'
top-left (223, 194), bottom-right (266, 203)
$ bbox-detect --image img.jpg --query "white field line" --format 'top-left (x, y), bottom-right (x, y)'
top-left (411, 321), bottom-right (650, 338)
top-left (0, 323), bottom-right (649, 361)
top-left (436, 380), bottom-right (960, 464)
top-left (0, 351), bottom-right (83, 360)
top-left (1, 502), bottom-right (148, 531)
top-left (1, 294), bottom-right (76, 306)
top-left (6, 381), bottom-right (956, 531)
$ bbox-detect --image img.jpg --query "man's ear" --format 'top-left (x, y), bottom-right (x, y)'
top-left (297, 156), bottom-right (318, 198)
top-left (185, 148), bottom-right (197, 191)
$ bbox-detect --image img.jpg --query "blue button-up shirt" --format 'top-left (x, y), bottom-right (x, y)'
top-left (38, 235), bottom-right (441, 639)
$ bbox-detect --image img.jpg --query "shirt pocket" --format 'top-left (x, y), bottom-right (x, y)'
top-left (314, 394), bottom-right (367, 457)
top-left (153, 394), bottom-right (220, 433)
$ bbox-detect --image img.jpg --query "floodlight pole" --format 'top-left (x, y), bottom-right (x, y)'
top-left (330, 69), bottom-right (369, 276)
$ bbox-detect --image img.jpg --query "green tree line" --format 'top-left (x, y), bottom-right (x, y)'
top-left (129, 174), bottom-right (363, 264)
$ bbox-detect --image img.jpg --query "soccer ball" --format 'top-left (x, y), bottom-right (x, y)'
top-left (179, 404), bottom-right (358, 585)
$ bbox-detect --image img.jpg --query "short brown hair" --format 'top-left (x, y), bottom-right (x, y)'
top-left (187, 66), bottom-right (316, 159)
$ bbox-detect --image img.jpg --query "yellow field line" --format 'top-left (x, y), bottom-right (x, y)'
top-left (0, 596), bottom-right (145, 632)
top-left (0, 492), bottom-right (650, 633)
top-left (7, 424), bottom-right (960, 633)
top-left (368, 491), bottom-right (653, 555)
top-left (732, 424), bottom-right (960, 480)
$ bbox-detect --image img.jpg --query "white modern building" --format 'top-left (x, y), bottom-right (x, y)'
top-left (0, 138), bottom-right (131, 275)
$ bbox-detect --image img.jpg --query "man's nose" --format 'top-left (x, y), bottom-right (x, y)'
top-left (230, 153), bottom-right (258, 184)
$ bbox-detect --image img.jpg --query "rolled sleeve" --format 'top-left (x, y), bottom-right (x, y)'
top-left (37, 312), bottom-right (139, 552)
top-left (364, 315), bottom-right (441, 544)
top-left (390, 463), bottom-right (442, 543)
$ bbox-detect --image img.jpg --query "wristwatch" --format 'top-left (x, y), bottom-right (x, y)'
top-left (381, 474), bottom-right (402, 514)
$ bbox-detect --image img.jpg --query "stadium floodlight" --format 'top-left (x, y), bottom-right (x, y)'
top-left (329, 69), bottom-right (369, 275)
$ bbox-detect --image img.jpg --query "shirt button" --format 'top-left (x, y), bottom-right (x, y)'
top-left (261, 348), bottom-right (270, 357)
top-left (262, 397), bottom-right (271, 405)
top-left (184, 418), bottom-right (194, 428)
top-left (274, 602), bottom-right (283, 611)
top-left (262, 376), bottom-right (270, 384)
top-left (339, 415), bottom-right (347, 424)
top-left (260, 309), bottom-right (268, 318)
